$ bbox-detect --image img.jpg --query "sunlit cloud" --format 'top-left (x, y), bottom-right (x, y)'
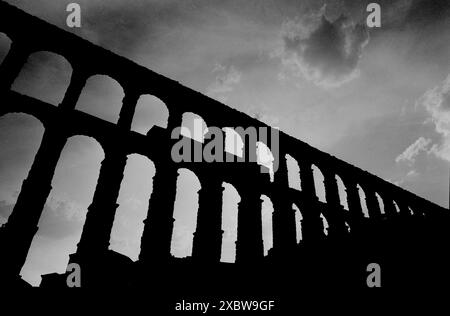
top-left (420, 74), bottom-right (450, 162)
top-left (395, 136), bottom-right (432, 164)
top-left (206, 64), bottom-right (242, 102)
top-left (0, 197), bottom-right (86, 238)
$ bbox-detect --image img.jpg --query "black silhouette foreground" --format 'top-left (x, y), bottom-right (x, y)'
top-left (0, 1), bottom-right (449, 296)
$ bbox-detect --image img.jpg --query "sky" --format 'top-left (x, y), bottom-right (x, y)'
top-left (0, 0), bottom-right (449, 286)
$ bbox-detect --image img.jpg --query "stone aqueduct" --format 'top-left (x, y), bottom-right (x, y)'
top-left (0, 1), bottom-right (448, 286)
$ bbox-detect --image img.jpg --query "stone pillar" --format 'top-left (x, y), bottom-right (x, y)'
top-left (271, 155), bottom-right (297, 256)
top-left (0, 127), bottom-right (67, 276)
top-left (342, 177), bottom-right (365, 229)
top-left (363, 185), bottom-right (382, 220)
top-left (77, 89), bottom-right (141, 256)
top-left (0, 41), bottom-right (29, 92)
top-left (380, 192), bottom-right (397, 218)
top-left (139, 164), bottom-right (178, 263)
top-left (138, 106), bottom-right (183, 263)
top-left (117, 90), bottom-right (139, 130)
top-left (59, 69), bottom-right (88, 110)
top-left (192, 175), bottom-right (224, 263)
top-left (0, 62), bottom-right (90, 276)
top-left (409, 198), bottom-right (426, 217)
top-left (297, 159), bottom-right (324, 244)
top-left (76, 147), bottom-right (128, 256)
top-left (235, 187), bottom-right (264, 264)
top-left (167, 107), bottom-right (183, 131)
top-left (298, 159), bottom-right (316, 197)
top-left (397, 200), bottom-right (412, 217)
top-left (322, 168), bottom-right (347, 237)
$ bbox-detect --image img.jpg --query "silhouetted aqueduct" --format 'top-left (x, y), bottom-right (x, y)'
top-left (1, 1), bottom-right (449, 290)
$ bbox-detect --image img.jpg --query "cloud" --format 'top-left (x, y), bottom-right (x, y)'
top-left (108, 196), bottom-right (147, 261)
top-left (0, 200), bottom-right (13, 227)
top-left (277, 8), bottom-right (369, 88)
top-left (395, 136), bottom-right (432, 164)
top-left (252, 111), bottom-right (280, 127)
top-left (390, 164), bottom-right (419, 188)
top-left (406, 169), bottom-right (419, 177)
top-left (420, 74), bottom-right (450, 161)
top-left (206, 64), bottom-right (242, 102)
top-left (246, 102), bottom-right (280, 127)
top-left (404, 0), bottom-right (450, 27)
top-left (80, 1), bottom-right (155, 56)
top-left (0, 198), bottom-right (86, 239)
top-left (37, 199), bottom-right (86, 239)
top-left (170, 224), bottom-right (193, 258)
top-left (0, 33), bottom-right (11, 62)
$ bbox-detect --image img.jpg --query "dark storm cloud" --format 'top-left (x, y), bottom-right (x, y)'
top-left (300, 15), bottom-right (368, 80)
top-left (82, 2), bottom-right (154, 56)
top-left (404, 0), bottom-right (450, 26)
top-left (0, 199), bottom-right (85, 239)
top-left (278, 0), bottom-right (450, 87)
top-left (353, 0), bottom-right (450, 30)
top-left (397, 0), bottom-right (450, 70)
top-left (281, 13), bottom-right (369, 87)
top-left (3, 0), bottom-right (204, 58)
top-left (80, 0), bottom-right (217, 57)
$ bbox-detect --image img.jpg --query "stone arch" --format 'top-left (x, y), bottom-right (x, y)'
top-left (220, 182), bottom-right (240, 263)
top-left (180, 112), bottom-right (208, 143)
top-left (345, 222), bottom-right (351, 233)
top-left (320, 213), bottom-right (329, 236)
top-left (357, 184), bottom-right (370, 218)
top-left (170, 168), bottom-right (201, 258)
top-left (261, 194), bottom-right (274, 256)
top-left (11, 51), bottom-right (72, 106)
top-left (286, 154), bottom-right (301, 190)
top-left (312, 164), bottom-right (326, 203)
top-left (131, 95), bottom-right (169, 135)
top-left (375, 192), bottom-right (385, 214)
top-left (233, 126), bottom-right (258, 163)
top-left (20, 135), bottom-right (104, 286)
top-left (0, 113), bottom-right (45, 227)
top-left (109, 154), bottom-right (156, 261)
top-left (223, 127), bottom-right (244, 158)
top-left (75, 75), bottom-right (124, 124)
top-left (292, 203), bottom-right (303, 243)
top-left (0, 32), bottom-right (12, 66)
top-left (335, 174), bottom-right (348, 210)
top-left (393, 200), bottom-right (401, 213)
top-left (256, 142), bottom-right (274, 182)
